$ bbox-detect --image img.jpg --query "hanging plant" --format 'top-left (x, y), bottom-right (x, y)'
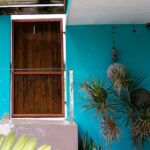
top-left (110, 73), bottom-right (150, 148)
top-left (102, 117), bottom-right (120, 143)
top-left (107, 26), bottom-right (127, 95)
top-left (130, 88), bottom-right (150, 108)
top-left (107, 63), bottom-right (126, 95)
top-left (81, 80), bottom-right (107, 113)
top-left (80, 79), bottom-right (120, 146)
top-left (130, 88), bottom-right (150, 146)
top-left (131, 109), bottom-right (150, 147)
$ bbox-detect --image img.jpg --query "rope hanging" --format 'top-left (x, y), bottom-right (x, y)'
top-left (112, 25), bottom-right (119, 63)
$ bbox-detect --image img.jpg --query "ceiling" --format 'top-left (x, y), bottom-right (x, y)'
top-left (67, 0), bottom-right (150, 25)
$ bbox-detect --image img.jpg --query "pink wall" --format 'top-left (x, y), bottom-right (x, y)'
top-left (12, 120), bottom-right (78, 150)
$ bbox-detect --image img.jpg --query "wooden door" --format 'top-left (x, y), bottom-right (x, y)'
top-left (12, 20), bottom-right (64, 117)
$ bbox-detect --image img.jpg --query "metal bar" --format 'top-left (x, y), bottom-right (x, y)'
top-left (69, 70), bottom-right (74, 124)
top-left (0, 68), bottom-right (65, 71)
top-left (13, 71), bottom-right (62, 75)
top-left (0, 4), bottom-right (64, 8)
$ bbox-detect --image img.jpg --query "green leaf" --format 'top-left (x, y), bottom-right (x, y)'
top-left (0, 134), bottom-right (4, 147)
top-left (0, 132), bottom-right (15, 150)
top-left (22, 138), bottom-right (37, 150)
top-left (12, 135), bottom-right (29, 150)
top-left (37, 144), bottom-right (51, 150)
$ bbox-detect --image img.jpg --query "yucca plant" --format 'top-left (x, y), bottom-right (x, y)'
top-left (0, 132), bottom-right (51, 150)
top-left (81, 79), bottom-right (120, 147)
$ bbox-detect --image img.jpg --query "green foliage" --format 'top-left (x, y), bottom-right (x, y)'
top-left (79, 132), bottom-right (102, 150)
top-left (0, 132), bottom-right (51, 150)
top-left (81, 80), bottom-right (107, 113)
top-left (80, 72), bottom-right (150, 149)
top-left (110, 73), bottom-right (150, 148)
top-left (81, 79), bottom-right (120, 144)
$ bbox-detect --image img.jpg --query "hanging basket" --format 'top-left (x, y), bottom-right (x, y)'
top-left (107, 63), bottom-right (126, 94)
top-left (107, 63), bottom-right (126, 82)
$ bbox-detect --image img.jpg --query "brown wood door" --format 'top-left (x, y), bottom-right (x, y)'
top-left (12, 19), bottom-right (64, 117)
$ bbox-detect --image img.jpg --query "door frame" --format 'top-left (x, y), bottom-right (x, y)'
top-left (10, 15), bottom-right (67, 119)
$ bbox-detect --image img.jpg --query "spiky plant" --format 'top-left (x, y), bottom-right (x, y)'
top-left (107, 63), bottom-right (127, 95)
top-left (81, 80), bottom-right (107, 113)
top-left (123, 73), bottom-right (150, 147)
top-left (0, 132), bottom-right (51, 150)
top-left (81, 79), bottom-right (120, 145)
top-left (110, 73), bottom-right (150, 148)
top-left (80, 132), bottom-right (103, 150)
top-left (130, 89), bottom-right (150, 148)
top-left (131, 109), bottom-right (150, 146)
top-left (102, 117), bottom-right (120, 143)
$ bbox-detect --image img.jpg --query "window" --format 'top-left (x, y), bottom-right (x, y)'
top-left (12, 19), bottom-right (64, 117)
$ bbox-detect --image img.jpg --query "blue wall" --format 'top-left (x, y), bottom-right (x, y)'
top-left (66, 0), bottom-right (71, 13)
top-left (0, 16), bottom-right (11, 119)
top-left (66, 25), bottom-right (150, 149)
top-left (0, 16), bottom-right (150, 149)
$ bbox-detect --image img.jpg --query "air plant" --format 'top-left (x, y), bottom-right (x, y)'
top-left (107, 37), bottom-right (127, 96)
top-left (110, 73), bottom-right (150, 149)
top-left (130, 88), bottom-right (150, 148)
top-left (0, 132), bottom-right (51, 150)
top-left (81, 80), bottom-right (107, 114)
top-left (131, 109), bottom-right (150, 147)
top-left (80, 79), bottom-right (120, 146)
top-left (107, 63), bottom-right (127, 95)
top-left (102, 117), bottom-right (120, 143)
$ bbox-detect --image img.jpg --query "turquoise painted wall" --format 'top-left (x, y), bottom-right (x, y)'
top-left (0, 16), bottom-right (150, 149)
top-left (0, 16), bottom-right (11, 119)
top-left (66, 0), bottom-right (71, 13)
top-left (66, 25), bottom-right (150, 150)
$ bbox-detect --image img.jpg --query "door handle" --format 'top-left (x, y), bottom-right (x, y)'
top-left (33, 25), bottom-right (36, 34)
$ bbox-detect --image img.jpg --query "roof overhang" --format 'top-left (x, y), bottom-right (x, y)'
top-left (0, 0), bottom-right (67, 15)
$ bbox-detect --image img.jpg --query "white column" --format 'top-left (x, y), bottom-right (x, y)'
top-left (69, 70), bottom-right (74, 123)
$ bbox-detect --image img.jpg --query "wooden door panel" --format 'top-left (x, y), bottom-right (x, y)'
top-left (12, 20), bottom-right (64, 117)
top-left (14, 22), bottom-right (61, 70)
top-left (14, 74), bottom-right (62, 115)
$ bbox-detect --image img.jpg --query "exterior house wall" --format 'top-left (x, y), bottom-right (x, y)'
top-left (66, 25), bottom-right (150, 150)
top-left (0, 16), bottom-right (150, 149)
top-left (0, 16), bottom-right (78, 150)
